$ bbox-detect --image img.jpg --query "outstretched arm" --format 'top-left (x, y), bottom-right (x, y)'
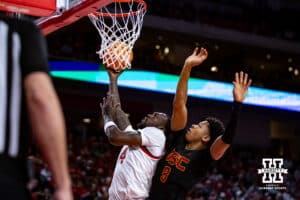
top-left (107, 70), bottom-right (131, 130)
top-left (210, 71), bottom-right (252, 160)
top-left (100, 95), bottom-right (141, 146)
top-left (171, 47), bottom-right (208, 131)
top-left (107, 69), bottom-right (121, 107)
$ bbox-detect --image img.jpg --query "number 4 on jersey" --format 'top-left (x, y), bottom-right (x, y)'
top-left (119, 146), bottom-right (128, 164)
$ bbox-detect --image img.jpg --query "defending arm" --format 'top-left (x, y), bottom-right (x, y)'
top-left (221, 101), bottom-right (242, 144)
top-left (210, 101), bottom-right (242, 160)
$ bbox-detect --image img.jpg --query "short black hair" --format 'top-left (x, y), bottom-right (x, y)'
top-left (205, 117), bottom-right (225, 146)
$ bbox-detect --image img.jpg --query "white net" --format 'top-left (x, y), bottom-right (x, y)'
top-left (88, 0), bottom-right (146, 71)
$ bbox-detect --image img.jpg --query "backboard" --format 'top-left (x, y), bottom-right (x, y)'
top-left (38, 0), bottom-right (113, 35)
top-left (0, 0), bottom-right (113, 35)
top-left (0, 0), bottom-right (56, 16)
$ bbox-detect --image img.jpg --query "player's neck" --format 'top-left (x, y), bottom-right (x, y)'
top-left (185, 142), bottom-right (207, 151)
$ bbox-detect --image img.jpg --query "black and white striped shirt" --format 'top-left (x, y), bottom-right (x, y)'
top-left (0, 15), bottom-right (48, 164)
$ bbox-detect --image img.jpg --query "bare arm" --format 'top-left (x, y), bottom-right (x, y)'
top-left (24, 72), bottom-right (72, 199)
top-left (210, 71), bottom-right (252, 160)
top-left (171, 47), bottom-right (208, 131)
top-left (101, 95), bottom-right (141, 146)
top-left (105, 126), bottom-right (142, 146)
top-left (108, 69), bottom-right (121, 107)
top-left (107, 70), bottom-right (131, 130)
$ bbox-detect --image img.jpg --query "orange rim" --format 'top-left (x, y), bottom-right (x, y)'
top-left (91, 0), bottom-right (147, 17)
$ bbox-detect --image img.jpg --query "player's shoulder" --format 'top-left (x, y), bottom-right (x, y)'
top-left (141, 127), bottom-right (164, 135)
top-left (139, 127), bottom-right (166, 142)
top-left (139, 127), bottom-right (166, 147)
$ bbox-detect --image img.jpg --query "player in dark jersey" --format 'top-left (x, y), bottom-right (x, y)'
top-left (0, 14), bottom-right (72, 200)
top-left (149, 47), bottom-right (252, 199)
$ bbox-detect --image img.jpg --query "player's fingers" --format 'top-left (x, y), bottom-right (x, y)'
top-left (235, 72), bottom-right (239, 83)
top-left (105, 98), bottom-right (111, 106)
top-left (243, 73), bottom-right (248, 85)
top-left (247, 79), bottom-right (252, 88)
top-left (203, 48), bottom-right (208, 56)
top-left (114, 103), bottom-right (121, 109)
top-left (199, 47), bottom-right (204, 55)
top-left (193, 47), bottom-right (199, 55)
top-left (239, 71), bottom-right (244, 83)
top-left (109, 98), bottom-right (114, 106)
top-left (197, 47), bottom-right (201, 56)
top-left (232, 81), bottom-right (237, 87)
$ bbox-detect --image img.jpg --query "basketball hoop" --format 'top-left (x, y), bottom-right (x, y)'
top-left (88, 0), bottom-right (147, 71)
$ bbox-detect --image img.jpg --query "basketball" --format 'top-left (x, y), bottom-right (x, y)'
top-left (103, 41), bottom-right (134, 72)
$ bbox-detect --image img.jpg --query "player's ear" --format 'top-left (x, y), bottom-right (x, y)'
top-left (202, 134), bottom-right (210, 143)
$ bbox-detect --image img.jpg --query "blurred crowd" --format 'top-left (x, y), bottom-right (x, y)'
top-left (27, 126), bottom-right (300, 200)
top-left (28, 129), bottom-right (118, 200)
top-left (148, 0), bottom-right (300, 42)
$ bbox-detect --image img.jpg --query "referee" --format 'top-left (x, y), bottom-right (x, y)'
top-left (0, 13), bottom-right (72, 200)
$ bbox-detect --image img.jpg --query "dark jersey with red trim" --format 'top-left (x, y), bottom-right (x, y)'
top-left (0, 15), bottom-right (49, 182)
top-left (149, 129), bottom-right (214, 200)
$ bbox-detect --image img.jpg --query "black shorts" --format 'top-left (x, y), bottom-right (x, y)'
top-left (149, 184), bottom-right (186, 200)
top-left (0, 178), bottom-right (32, 200)
top-left (0, 157), bottom-right (31, 200)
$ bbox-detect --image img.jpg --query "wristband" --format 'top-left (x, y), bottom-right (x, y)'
top-left (104, 121), bottom-right (116, 133)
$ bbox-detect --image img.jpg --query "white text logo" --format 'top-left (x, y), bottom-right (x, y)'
top-left (258, 158), bottom-right (288, 183)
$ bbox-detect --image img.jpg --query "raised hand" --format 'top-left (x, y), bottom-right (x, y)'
top-left (232, 71), bottom-right (252, 103)
top-left (184, 47), bottom-right (208, 68)
top-left (107, 68), bottom-right (122, 80)
top-left (103, 93), bottom-right (130, 130)
top-left (100, 94), bottom-right (114, 121)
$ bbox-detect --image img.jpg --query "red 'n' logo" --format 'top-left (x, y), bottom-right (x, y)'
top-left (119, 147), bottom-right (128, 164)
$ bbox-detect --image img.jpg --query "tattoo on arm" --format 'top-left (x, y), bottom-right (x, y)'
top-left (113, 107), bottom-right (131, 131)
